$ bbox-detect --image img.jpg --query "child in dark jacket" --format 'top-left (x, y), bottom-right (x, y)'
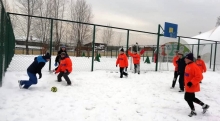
top-left (54, 46), bottom-right (68, 70)
top-left (18, 53), bottom-right (51, 89)
top-left (176, 52), bottom-right (186, 92)
top-left (55, 46), bottom-right (67, 66)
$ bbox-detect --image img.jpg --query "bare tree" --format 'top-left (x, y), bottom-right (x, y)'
top-left (70, 0), bottom-right (93, 56)
top-left (3, 0), bottom-right (11, 12)
top-left (52, 0), bottom-right (66, 50)
top-left (102, 24), bottom-right (114, 46)
top-left (118, 33), bottom-right (123, 47)
top-left (216, 16), bottom-right (220, 27)
top-left (31, 0), bottom-right (53, 54)
top-left (17, 0), bottom-right (41, 54)
top-left (102, 24), bottom-right (114, 56)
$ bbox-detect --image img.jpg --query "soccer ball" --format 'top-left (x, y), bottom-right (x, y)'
top-left (51, 86), bottom-right (57, 92)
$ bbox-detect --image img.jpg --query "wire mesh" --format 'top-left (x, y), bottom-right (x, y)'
top-left (0, 0), bottom-right (16, 86)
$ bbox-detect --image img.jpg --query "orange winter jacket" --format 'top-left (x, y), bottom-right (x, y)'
top-left (56, 57), bottom-right (72, 73)
top-left (184, 62), bottom-right (203, 93)
top-left (195, 59), bottom-right (206, 73)
top-left (116, 53), bottom-right (128, 68)
top-left (172, 55), bottom-right (179, 71)
top-left (128, 51), bottom-right (140, 64)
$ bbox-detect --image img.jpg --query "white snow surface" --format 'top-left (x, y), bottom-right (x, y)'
top-left (1, 56), bottom-right (220, 121)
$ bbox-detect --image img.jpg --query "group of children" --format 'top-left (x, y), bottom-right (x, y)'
top-left (171, 51), bottom-right (209, 117)
top-left (19, 46), bottom-right (73, 89)
top-left (18, 46), bottom-right (210, 117)
top-left (116, 48), bottom-right (145, 78)
top-left (18, 46), bottom-right (143, 89)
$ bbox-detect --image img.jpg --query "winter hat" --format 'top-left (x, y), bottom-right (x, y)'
top-left (178, 51), bottom-right (183, 55)
top-left (61, 45), bottom-right (66, 48)
top-left (185, 53), bottom-right (194, 61)
top-left (175, 50), bottom-right (179, 53)
top-left (43, 52), bottom-right (51, 59)
top-left (133, 49), bottom-right (137, 52)
top-left (60, 52), bottom-right (66, 55)
top-left (120, 48), bottom-right (124, 52)
top-left (197, 55), bottom-right (201, 58)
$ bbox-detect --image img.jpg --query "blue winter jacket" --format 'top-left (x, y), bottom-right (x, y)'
top-left (27, 56), bottom-right (47, 75)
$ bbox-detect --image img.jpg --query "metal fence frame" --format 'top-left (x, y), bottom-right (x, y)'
top-left (0, 9), bottom-right (219, 86)
top-left (0, 1), bottom-right (16, 86)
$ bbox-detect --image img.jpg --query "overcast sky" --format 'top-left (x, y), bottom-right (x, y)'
top-left (6, 0), bottom-right (220, 45)
top-left (84, 0), bottom-right (220, 37)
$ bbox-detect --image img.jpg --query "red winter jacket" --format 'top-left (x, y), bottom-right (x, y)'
top-left (172, 55), bottom-right (179, 71)
top-left (195, 59), bottom-right (206, 73)
top-left (128, 50), bottom-right (140, 64)
top-left (56, 57), bottom-right (72, 73)
top-left (184, 62), bottom-right (202, 93)
top-left (116, 53), bottom-right (128, 68)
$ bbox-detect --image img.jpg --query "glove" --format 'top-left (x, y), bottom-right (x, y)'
top-left (38, 73), bottom-right (42, 79)
top-left (116, 65), bottom-right (117, 67)
top-left (187, 82), bottom-right (193, 87)
top-left (54, 62), bottom-right (58, 66)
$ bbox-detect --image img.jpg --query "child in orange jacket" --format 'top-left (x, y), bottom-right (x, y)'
top-left (55, 52), bottom-right (72, 86)
top-left (195, 55), bottom-right (206, 83)
top-left (171, 50), bottom-right (180, 88)
top-left (128, 49), bottom-right (141, 74)
top-left (184, 53), bottom-right (209, 117)
top-left (116, 48), bottom-right (128, 78)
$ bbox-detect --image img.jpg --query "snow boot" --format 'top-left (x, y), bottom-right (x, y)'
top-left (188, 110), bottom-right (197, 117)
top-left (202, 104), bottom-right (210, 114)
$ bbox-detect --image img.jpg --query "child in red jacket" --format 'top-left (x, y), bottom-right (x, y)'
top-left (195, 55), bottom-right (206, 83)
top-left (184, 53), bottom-right (209, 117)
top-left (55, 52), bottom-right (72, 86)
top-left (116, 48), bottom-right (128, 78)
top-left (128, 49), bottom-right (141, 74)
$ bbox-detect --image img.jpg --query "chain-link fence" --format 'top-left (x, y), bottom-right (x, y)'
top-left (1, 9), bottom-right (220, 86)
top-left (6, 12), bottom-right (220, 74)
top-left (0, 0), bottom-right (16, 86)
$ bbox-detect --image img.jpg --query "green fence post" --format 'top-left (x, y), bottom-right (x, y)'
top-left (213, 42), bottom-right (217, 71)
top-left (177, 36), bottom-right (180, 50)
top-left (0, 8), bottom-right (3, 87)
top-left (197, 39), bottom-right (200, 57)
top-left (91, 25), bottom-right (96, 71)
top-left (209, 44), bottom-right (213, 69)
top-left (5, 14), bottom-right (9, 71)
top-left (49, 19), bottom-right (53, 71)
top-left (111, 47), bottom-right (112, 58)
top-left (126, 30), bottom-right (129, 56)
top-left (155, 24), bottom-right (161, 71)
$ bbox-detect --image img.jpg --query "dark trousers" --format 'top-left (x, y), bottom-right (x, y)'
top-left (184, 92), bottom-right (204, 110)
top-left (171, 71), bottom-right (179, 87)
top-left (179, 73), bottom-right (184, 91)
top-left (119, 67), bottom-right (128, 78)
top-left (21, 72), bottom-right (37, 89)
top-left (57, 72), bottom-right (71, 85)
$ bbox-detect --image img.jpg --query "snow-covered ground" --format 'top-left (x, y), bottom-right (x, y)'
top-left (0, 55), bottom-right (220, 121)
